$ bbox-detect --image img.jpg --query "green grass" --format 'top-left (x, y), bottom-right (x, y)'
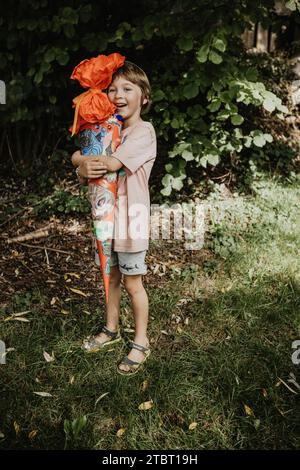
top-left (1, 176), bottom-right (300, 449)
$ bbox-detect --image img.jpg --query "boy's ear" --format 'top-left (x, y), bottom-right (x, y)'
top-left (142, 98), bottom-right (148, 105)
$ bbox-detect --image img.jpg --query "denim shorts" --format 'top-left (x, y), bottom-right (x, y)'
top-left (95, 247), bottom-right (147, 276)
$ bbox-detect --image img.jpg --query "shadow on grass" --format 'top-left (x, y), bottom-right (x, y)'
top-left (1, 268), bottom-right (300, 450)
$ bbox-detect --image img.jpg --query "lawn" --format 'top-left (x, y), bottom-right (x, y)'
top-left (0, 175), bottom-right (300, 449)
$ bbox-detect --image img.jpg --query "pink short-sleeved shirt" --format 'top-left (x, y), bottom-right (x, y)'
top-left (111, 120), bottom-right (157, 252)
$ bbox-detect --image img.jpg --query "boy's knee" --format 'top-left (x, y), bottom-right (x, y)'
top-left (123, 275), bottom-right (143, 296)
top-left (109, 266), bottom-right (122, 286)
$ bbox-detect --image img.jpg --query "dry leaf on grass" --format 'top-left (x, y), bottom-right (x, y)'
top-left (28, 430), bottom-right (38, 440)
top-left (33, 391), bottom-right (53, 397)
top-left (68, 287), bottom-right (88, 297)
top-left (188, 422), bottom-right (198, 430)
top-left (138, 400), bottom-right (154, 411)
top-left (244, 404), bottom-right (254, 416)
top-left (95, 393), bottom-right (109, 406)
top-left (142, 380), bottom-right (149, 392)
top-left (43, 351), bottom-right (55, 363)
top-left (14, 421), bottom-right (20, 435)
top-left (65, 272), bottom-right (80, 279)
top-left (116, 428), bottom-right (126, 437)
top-left (60, 309), bottom-right (69, 315)
top-left (4, 316), bottom-right (30, 322)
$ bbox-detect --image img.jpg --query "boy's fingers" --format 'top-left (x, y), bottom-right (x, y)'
top-left (88, 170), bottom-right (108, 177)
top-left (87, 163), bottom-right (108, 169)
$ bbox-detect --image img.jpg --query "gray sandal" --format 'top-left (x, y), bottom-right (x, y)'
top-left (117, 341), bottom-right (151, 376)
top-left (82, 326), bottom-right (121, 353)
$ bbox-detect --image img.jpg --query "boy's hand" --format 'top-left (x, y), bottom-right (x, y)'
top-left (78, 157), bottom-right (108, 179)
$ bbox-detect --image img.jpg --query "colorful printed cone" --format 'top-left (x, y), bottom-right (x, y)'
top-left (80, 116), bottom-right (123, 304)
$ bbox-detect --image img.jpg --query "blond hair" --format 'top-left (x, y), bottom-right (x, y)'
top-left (111, 60), bottom-right (152, 114)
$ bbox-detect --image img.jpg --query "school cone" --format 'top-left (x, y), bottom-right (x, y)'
top-left (81, 115), bottom-right (123, 304)
top-left (69, 52), bottom-right (125, 304)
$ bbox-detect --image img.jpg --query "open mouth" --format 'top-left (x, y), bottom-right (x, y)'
top-left (116, 104), bottom-right (127, 108)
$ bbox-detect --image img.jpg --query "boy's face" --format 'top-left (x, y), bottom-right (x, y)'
top-left (107, 76), bottom-right (147, 124)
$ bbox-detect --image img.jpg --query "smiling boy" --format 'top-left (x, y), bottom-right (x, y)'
top-left (71, 61), bottom-right (157, 375)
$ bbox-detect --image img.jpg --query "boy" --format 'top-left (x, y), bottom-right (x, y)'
top-left (71, 61), bottom-right (156, 375)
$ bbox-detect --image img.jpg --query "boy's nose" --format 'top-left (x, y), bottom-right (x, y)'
top-left (115, 89), bottom-right (125, 99)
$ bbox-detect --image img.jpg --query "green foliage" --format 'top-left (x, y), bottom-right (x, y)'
top-left (0, 0), bottom-right (296, 193)
top-left (34, 187), bottom-right (90, 218)
top-left (286, 0), bottom-right (300, 12)
top-left (64, 416), bottom-right (88, 448)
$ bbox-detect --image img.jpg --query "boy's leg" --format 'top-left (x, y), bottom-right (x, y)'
top-left (92, 265), bottom-right (122, 344)
top-left (119, 274), bottom-right (149, 371)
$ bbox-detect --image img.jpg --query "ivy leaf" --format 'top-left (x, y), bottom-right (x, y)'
top-left (253, 134), bottom-right (266, 147)
top-left (199, 156), bottom-right (208, 168)
top-left (183, 83), bottom-right (199, 99)
top-left (217, 109), bottom-right (230, 120)
top-left (196, 44), bottom-right (209, 63)
top-left (212, 38), bottom-right (226, 52)
top-left (231, 114), bottom-right (244, 125)
top-left (264, 133), bottom-right (273, 143)
top-left (208, 100), bottom-right (221, 112)
top-left (206, 153), bottom-right (219, 166)
top-left (171, 118), bottom-right (180, 129)
top-left (209, 50), bottom-right (223, 64)
top-left (177, 37), bottom-right (194, 51)
top-left (172, 177), bottom-right (184, 191)
top-left (182, 150), bottom-right (194, 161)
top-left (56, 51), bottom-right (69, 66)
top-left (44, 49), bottom-right (56, 63)
top-left (263, 98), bottom-right (275, 112)
top-left (152, 89), bottom-right (165, 102)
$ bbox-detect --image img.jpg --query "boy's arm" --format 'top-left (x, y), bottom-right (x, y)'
top-left (71, 150), bottom-right (123, 178)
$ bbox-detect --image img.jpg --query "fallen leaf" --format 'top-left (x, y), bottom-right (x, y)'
top-left (28, 430), bottom-right (38, 440)
top-left (176, 326), bottom-right (183, 334)
top-left (254, 419), bottom-right (260, 430)
top-left (116, 428), bottom-right (126, 437)
top-left (161, 330), bottom-right (169, 335)
top-left (262, 388), bottom-right (268, 397)
top-left (43, 351), bottom-right (55, 363)
top-left (244, 404), bottom-right (254, 416)
top-left (69, 375), bottom-right (75, 385)
top-left (138, 400), bottom-right (154, 411)
top-left (50, 297), bottom-right (57, 305)
top-left (12, 311), bottom-right (31, 317)
top-left (277, 377), bottom-right (298, 394)
top-left (33, 392), bottom-right (53, 397)
top-left (65, 272), bottom-right (80, 279)
top-left (4, 316), bottom-right (30, 322)
top-left (68, 287), bottom-right (88, 297)
top-left (14, 421), bottom-right (20, 435)
top-left (95, 393), bottom-right (109, 406)
top-left (189, 422), bottom-right (198, 430)
top-left (0, 432), bottom-right (4, 439)
top-left (60, 309), bottom-right (69, 315)
top-left (142, 380), bottom-right (149, 392)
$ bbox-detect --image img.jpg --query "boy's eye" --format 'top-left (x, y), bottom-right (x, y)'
top-left (124, 88), bottom-right (132, 91)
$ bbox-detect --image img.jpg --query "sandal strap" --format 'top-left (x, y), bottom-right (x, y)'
top-left (130, 342), bottom-right (150, 353)
top-left (120, 356), bottom-right (139, 366)
top-left (102, 326), bottom-right (119, 339)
